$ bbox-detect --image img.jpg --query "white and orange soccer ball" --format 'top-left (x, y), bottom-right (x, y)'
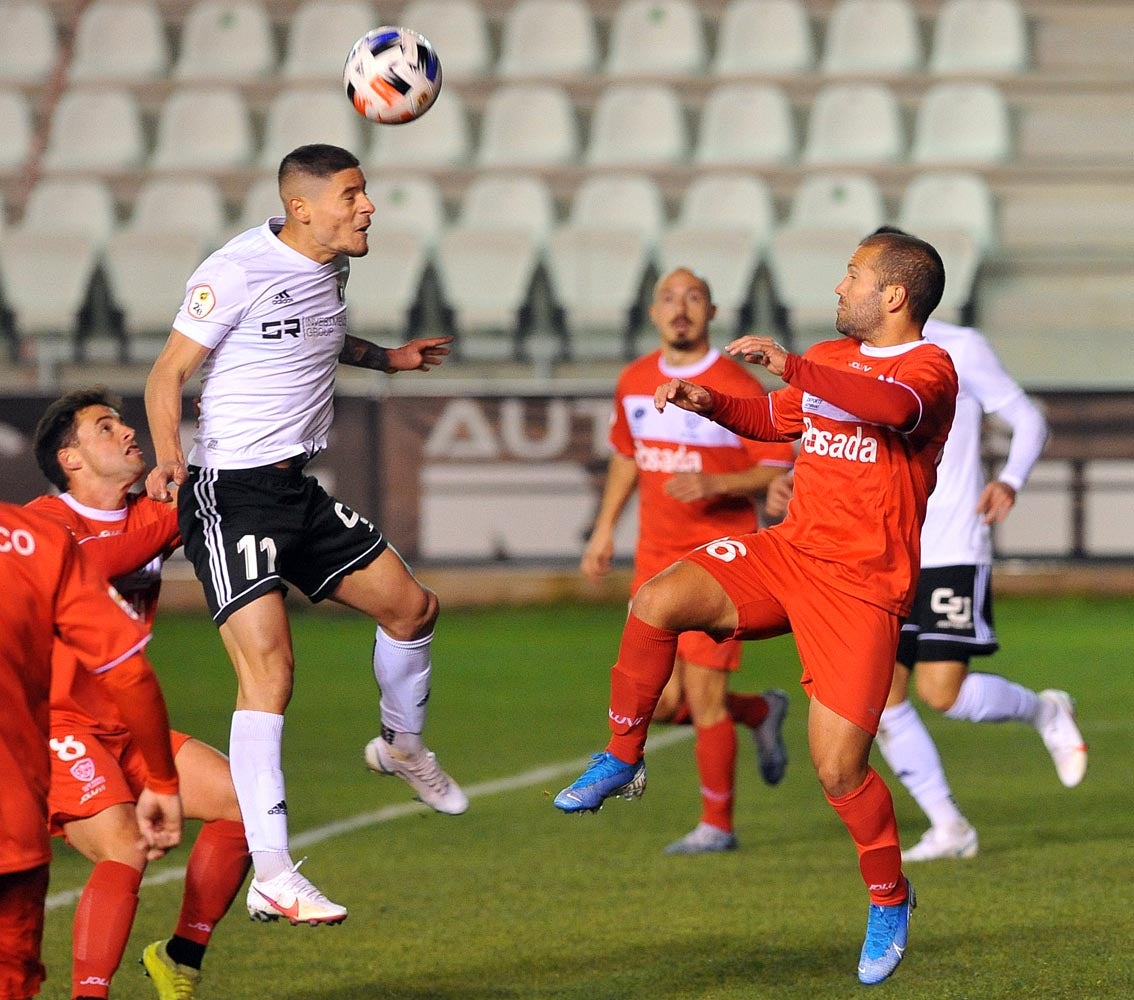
top-left (343, 26), bottom-right (443, 125)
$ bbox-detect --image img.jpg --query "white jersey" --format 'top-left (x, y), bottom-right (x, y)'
top-left (920, 318), bottom-right (1048, 567)
top-left (172, 219), bottom-right (351, 469)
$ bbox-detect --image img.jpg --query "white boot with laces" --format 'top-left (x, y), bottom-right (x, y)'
top-left (366, 737), bottom-right (469, 815)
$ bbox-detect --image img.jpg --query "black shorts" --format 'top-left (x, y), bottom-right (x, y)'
top-left (897, 564), bottom-right (999, 669)
top-left (180, 462), bottom-right (388, 625)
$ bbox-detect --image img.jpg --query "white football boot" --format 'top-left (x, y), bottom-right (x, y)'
top-left (246, 858), bottom-right (347, 926)
top-left (901, 821), bottom-right (979, 862)
top-left (1035, 689), bottom-right (1088, 788)
top-left (365, 738), bottom-right (469, 815)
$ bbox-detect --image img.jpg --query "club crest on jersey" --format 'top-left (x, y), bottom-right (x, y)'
top-left (800, 416), bottom-right (879, 463)
top-left (188, 284), bottom-right (216, 318)
top-left (69, 757), bottom-right (96, 783)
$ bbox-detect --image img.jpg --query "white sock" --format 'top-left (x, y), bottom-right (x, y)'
top-left (945, 672), bottom-right (1040, 724)
top-left (876, 700), bottom-right (967, 830)
top-left (373, 627), bottom-right (432, 744)
top-left (230, 710), bottom-right (292, 880)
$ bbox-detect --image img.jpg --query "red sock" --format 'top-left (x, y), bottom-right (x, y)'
top-left (606, 614), bottom-right (679, 764)
top-left (727, 692), bottom-right (770, 728)
top-left (175, 819), bottom-right (251, 947)
top-left (825, 767), bottom-right (907, 905)
top-left (694, 717), bottom-right (736, 832)
top-left (72, 860), bottom-right (141, 999)
top-left (670, 701), bottom-right (692, 726)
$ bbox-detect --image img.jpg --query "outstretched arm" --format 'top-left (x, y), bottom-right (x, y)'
top-left (728, 334), bottom-right (925, 431)
top-left (145, 330), bottom-right (210, 501)
top-left (340, 334), bottom-right (453, 373)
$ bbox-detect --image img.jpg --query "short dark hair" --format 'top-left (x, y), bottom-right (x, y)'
top-left (278, 144), bottom-right (361, 188)
top-left (859, 229), bottom-right (945, 327)
top-left (33, 387), bottom-right (123, 492)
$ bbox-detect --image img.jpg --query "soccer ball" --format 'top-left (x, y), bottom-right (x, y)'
top-left (343, 26), bottom-right (442, 125)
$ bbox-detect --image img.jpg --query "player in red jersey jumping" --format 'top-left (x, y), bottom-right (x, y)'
top-left (556, 231), bottom-right (958, 986)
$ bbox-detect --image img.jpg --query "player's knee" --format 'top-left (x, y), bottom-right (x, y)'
top-left (384, 585), bottom-right (438, 640)
top-left (629, 578), bottom-right (678, 629)
top-left (816, 763), bottom-right (868, 799)
top-left (916, 676), bottom-right (959, 713)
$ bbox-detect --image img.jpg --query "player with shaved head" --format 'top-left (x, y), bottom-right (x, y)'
top-left (580, 267), bottom-right (795, 855)
top-left (145, 144), bottom-right (465, 927)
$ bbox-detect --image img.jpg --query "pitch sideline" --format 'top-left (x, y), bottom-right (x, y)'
top-left (45, 727), bottom-right (694, 911)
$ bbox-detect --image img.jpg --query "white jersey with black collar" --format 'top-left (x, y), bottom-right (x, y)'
top-left (920, 318), bottom-right (1048, 567)
top-left (172, 218), bottom-right (351, 469)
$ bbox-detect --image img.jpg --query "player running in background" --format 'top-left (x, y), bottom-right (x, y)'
top-left (29, 389), bottom-right (250, 1000)
top-left (880, 314), bottom-right (1086, 859)
top-left (0, 502), bottom-right (181, 1000)
top-left (581, 267), bottom-right (795, 855)
top-left (144, 143), bottom-right (465, 927)
top-left (556, 231), bottom-right (958, 985)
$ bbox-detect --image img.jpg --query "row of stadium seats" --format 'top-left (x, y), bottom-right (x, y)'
top-left (0, 0), bottom-right (1030, 88)
top-left (1, 78), bottom-right (1014, 182)
top-left (0, 169), bottom-right (990, 373)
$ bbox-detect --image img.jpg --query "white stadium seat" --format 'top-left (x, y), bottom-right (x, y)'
top-left (606, 0), bottom-right (707, 77)
top-left (477, 84), bottom-right (580, 168)
top-left (929, 0), bottom-right (1028, 75)
top-left (150, 87), bottom-right (255, 171)
top-left (172, 0), bottom-right (276, 82)
top-left (712, 0), bottom-right (815, 75)
top-left (585, 84), bottom-right (688, 167)
top-left (281, 0), bottom-right (377, 81)
top-left (802, 82), bottom-right (905, 165)
top-left (497, 0), bottom-right (599, 79)
top-left (820, 0), bottom-right (922, 76)
top-left (69, 0), bottom-right (169, 82)
top-left (41, 88), bottom-right (146, 174)
top-left (694, 83), bottom-right (796, 166)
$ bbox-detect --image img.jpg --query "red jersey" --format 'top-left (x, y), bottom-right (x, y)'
top-left (25, 493), bottom-right (178, 738)
top-left (0, 503), bottom-right (151, 874)
top-left (611, 348), bottom-right (795, 588)
top-left (708, 338), bottom-right (957, 614)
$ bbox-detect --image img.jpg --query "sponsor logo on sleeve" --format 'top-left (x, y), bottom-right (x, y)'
top-left (188, 284), bottom-right (216, 318)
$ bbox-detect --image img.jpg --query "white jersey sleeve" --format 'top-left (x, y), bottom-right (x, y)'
top-left (919, 319), bottom-right (1046, 567)
top-left (175, 253), bottom-right (253, 349)
top-left (952, 326), bottom-right (1048, 490)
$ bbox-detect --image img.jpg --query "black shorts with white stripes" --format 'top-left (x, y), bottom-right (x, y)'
top-left (179, 461), bottom-right (388, 625)
top-left (897, 563), bottom-right (999, 668)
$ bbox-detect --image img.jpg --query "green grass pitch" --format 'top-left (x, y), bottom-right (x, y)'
top-left (38, 596), bottom-right (1133, 999)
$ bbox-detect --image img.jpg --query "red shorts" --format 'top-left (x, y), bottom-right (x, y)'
top-left (0, 863), bottom-right (49, 1000)
top-left (683, 531), bottom-right (900, 734)
top-left (48, 727), bottom-right (192, 837)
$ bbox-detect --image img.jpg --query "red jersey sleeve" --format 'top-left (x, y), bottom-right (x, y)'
top-left (77, 505), bottom-right (180, 578)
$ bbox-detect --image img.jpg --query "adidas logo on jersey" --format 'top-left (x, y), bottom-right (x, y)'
top-left (271, 289), bottom-right (293, 304)
top-left (800, 417), bottom-right (879, 463)
top-left (267, 800), bottom-right (288, 815)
